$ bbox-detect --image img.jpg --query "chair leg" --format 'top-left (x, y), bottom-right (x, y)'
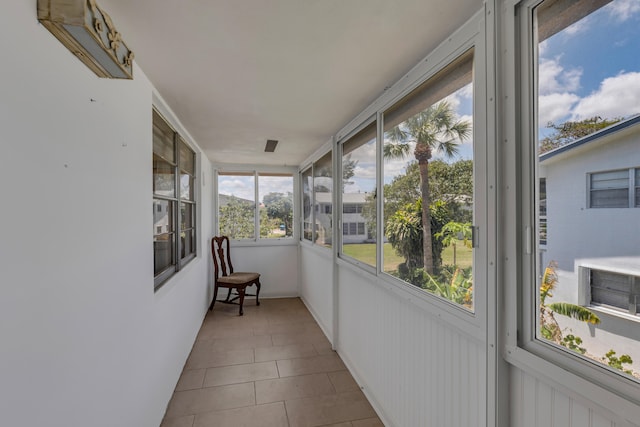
top-left (225, 287), bottom-right (233, 302)
top-left (209, 284), bottom-right (219, 311)
top-left (238, 288), bottom-right (246, 316)
top-left (255, 280), bottom-right (261, 306)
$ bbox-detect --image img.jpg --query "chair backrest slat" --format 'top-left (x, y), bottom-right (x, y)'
top-left (212, 236), bottom-right (234, 278)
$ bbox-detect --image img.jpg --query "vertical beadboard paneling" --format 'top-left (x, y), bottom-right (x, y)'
top-left (337, 266), bottom-right (485, 426)
top-left (510, 367), bottom-right (640, 427)
top-left (299, 247), bottom-right (333, 339)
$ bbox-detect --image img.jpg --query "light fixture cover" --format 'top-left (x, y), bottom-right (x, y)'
top-left (37, 0), bottom-right (134, 79)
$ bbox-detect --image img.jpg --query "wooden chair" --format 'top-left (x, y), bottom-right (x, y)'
top-left (208, 236), bottom-right (261, 316)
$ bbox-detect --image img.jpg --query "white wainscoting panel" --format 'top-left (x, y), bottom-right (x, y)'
top-left (336, 265), bottom-right (485, 427)
top-left (510, 366), bottom-right (640, 427)
top-left (299, 245), bottom-right (334, 340)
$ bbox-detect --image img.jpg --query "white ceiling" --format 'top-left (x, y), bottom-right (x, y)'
top-left (101, 0), bottom-right (483, 166)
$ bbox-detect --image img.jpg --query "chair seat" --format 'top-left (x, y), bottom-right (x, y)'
top-left (218, 272), bottom-right (260, 285)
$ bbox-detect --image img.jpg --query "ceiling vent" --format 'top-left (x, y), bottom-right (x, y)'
top-left (264, 139), bottom-right (278, 152)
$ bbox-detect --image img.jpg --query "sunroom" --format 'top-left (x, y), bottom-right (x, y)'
top-left (3, 0), bottom-right (640, 426)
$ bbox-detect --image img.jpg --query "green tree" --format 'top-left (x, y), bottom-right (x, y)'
top-left (219, 196), bottom-right (255, 239)
top-left (539, 116), bottom-right (621, 154)
top-left (435, 221), bottom-right (472, 266)
top-left (262, 192), bottom-right (293, 236)
top-left (384, 101), bottom-right (471, 274)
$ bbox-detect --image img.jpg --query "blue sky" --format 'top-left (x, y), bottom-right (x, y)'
top-left (537, 0), bottom-right (640, 138)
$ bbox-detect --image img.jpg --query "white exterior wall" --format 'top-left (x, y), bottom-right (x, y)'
top-left (541, 129), bottom-right (640, 369)
top-left (0, 4), bottom-right (213, 427)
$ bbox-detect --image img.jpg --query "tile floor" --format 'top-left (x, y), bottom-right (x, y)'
top-left (160, 297), bottom-right (384, 427)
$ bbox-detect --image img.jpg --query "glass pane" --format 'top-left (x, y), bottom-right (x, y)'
top-left (180, 172), bottom-right (194, 201)
top-left (341, 122), bottom-right (377, 266)
top-left (314, 152), bottom-right (333, 247)
top-left (154, 233), bottom-right (175, 275)
top-left (181, 202), bottom-right (193, 230)
top-left (180, 230), bottom-right (194, 260)
top-left (382, 49), bottom-right (474, 311)
top-left (534, 0), bottom-right (640, 379)
top-left (153, 199), bottom-right (174, 235)
top-left (153, 155), bottom-right (175, 197)
top-left (259, 174), bottom-right (294, 239)
top-left (179, 139), bottom-right (195, 175)
top-left (218, 173), bottom-right (256, 239)
top-left (153, 110), bottom-right (175, 163)
top-left (302, 168), bottom-right (313, 241)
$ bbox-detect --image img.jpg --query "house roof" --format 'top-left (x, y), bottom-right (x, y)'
top-left (539, 114), bottom-right (640, 163)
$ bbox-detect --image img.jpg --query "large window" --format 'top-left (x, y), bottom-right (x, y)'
top-left (381, 49), bottom-right (475, 310)
top-left (153, 110), bottom-right (197, 289)
top-left (300, 152), bottom-right (333, 248)
top-left (218, 171), bottom-right (293, 240)
top-left (528, 0), bottom-right (640, 382)
top-left (340, 121), bottom-right (377, 266)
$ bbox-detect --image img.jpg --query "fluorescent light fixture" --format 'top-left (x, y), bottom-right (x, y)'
top-left (265, 139), bottom-right (279, 152)
top-left (37, 0), bottom-right (134, 79)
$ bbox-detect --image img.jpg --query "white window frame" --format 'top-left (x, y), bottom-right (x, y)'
top-left (588, 168), bottom-right (640, 208)
top-left (503, 0), bottom-right (640, 413)
top-left (215, 166), bottom-right (298, 246)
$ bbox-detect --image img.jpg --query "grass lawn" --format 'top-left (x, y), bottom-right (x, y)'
top-left (342, 242), bottom-right (472, 271)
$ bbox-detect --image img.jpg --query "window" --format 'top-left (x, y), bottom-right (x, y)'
top-left (218, 171), bottom-right (293, 240)
top-left (314, 152), bottom-right (333, 247)
top-left (381, 48), bottom-right (475, 310)
top-left (527, 0), bottom-right (640, 382)
top-left (589, 168), bottom-right (639, 208)
top-left (153, 110), bottom-right (197, 289)
top-left (589, 269), bottom-right (640, 315)
top-left (340, 121), bottom-right (377, 266)
top-left (302, 167), bottom-right (313, 241)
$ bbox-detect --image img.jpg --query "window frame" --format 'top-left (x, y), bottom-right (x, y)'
top-left (508, 0), bottom-right (640, 408)
top-left (299, 148), bottom-right (334, 250)
top-left (153, 108), bottom-right (198, 290)
top-left (215, 167), bottom-right (298, 245)
top-left (588, 168), bottom-right (639, 209)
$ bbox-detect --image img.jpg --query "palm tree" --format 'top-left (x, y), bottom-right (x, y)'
top-left (384, 100), bottom-right (471, 274)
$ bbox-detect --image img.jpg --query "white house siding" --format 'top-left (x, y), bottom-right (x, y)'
top-left (1, 4), bottom-right (213, 426)
top-left (540, 124), bottom-right (640, 370)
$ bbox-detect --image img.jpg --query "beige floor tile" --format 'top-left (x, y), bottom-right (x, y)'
top-left (352, 417), bottom-right (384, 426)
top-left (266, 310), bottom-right (314, 325)
top-left (327, 371), bottom-right (360, 393)
top-left (253, 320), bottom-right (323, 336)
top-left (271, 330), bottom-right (330, 346)
top-left (319, 423), bottom-right (352, 427)
top-left (277, 353), bottom-right (346, 377)
top-left (160, 414), bottom-right (195, 427)
top-left (193, 402), bottom-right (288, 427)
top-left (254, 343), bottom-right (318, 362)
top-left (203, 361), bottom-right (279, 387)
top-left (285, 390), bottom-right (377, 427)
top-left (166, 382), bottom-right (255, 418)
top-left (176, 369), bottom-right (206, 391)
top-left (313, 341), bottom-right (335, 355)
top-left (255, 373), bottom-right (336, 404)
top-left (185, 348), bottom-right (254, 370)
top-left (196, 324), bottom-right (255, 341)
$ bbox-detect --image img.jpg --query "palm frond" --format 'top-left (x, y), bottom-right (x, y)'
top-left (547, 302), bottom-right (601, 324)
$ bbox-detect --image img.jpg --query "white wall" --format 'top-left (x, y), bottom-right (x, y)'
top-left (0, 3), bottom-right (212, 426)
top-left (299, 245), bottom-right (334, 339)
top-left (230, 244), bottom-right (299, 298)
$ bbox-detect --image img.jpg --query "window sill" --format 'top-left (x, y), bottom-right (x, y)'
top-left (589, 305), bottom-right (640, 324)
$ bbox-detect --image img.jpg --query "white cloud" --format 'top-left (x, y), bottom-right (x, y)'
top-left (605, 0), bottom-right (640, 22)
top-left (572, 71), bottom-right (640, 120)
top-left (538, 58), bottom-right (582, 95)
top-left (539, 92), bottom-right (580, 125)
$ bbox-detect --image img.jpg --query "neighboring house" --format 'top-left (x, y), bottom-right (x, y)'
top-left (539, 115), bottom-right (640, 369)
top-left (314, 192), bottom-right (372, 244)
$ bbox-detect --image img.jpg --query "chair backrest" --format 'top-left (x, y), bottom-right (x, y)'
top-left (211, 236), bottom-right (234, 279)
